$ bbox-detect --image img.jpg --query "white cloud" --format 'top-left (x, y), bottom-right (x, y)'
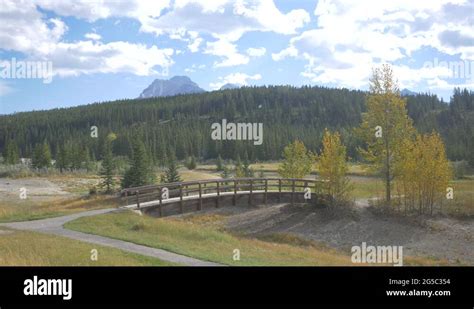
top-left (246, 47), bottom-right (266, 57)
top-left (187, 36), bottom-right (203, 53)
top-left (205, 39), bottom-right (249, 67)
top-left (139, 0), bottom-right (310, 41)
top-left (49, 41), bottom-right (174, 77)
top-left (210, 72), bottom-right (262, 89)
top-left (0, 81), bottom-right (14, 96)
top-left (274, 0), bottom-right (474, 89)
top-left (34, 0), bottom-right (170, 22)
top-left (139, 0), bottom-right (309, 66)
top-left (0, 0), bottom-right (174, 77)
top-left (184, 63), bottom-right (206, 73)
top-left (84, 32), bottom-right (101, 40)
top-left (271, 46), bottom-right (298, 61)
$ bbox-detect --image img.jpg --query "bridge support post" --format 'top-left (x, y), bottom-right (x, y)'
top-left (233, 180), bottom-right (237, 206)
top-left (278, 179), bottom-right (281, 203)
top-left (264, 179), bottom-right (268, 204)
top-left (291, 180), bottom-right (295, 206)
top-left (158, 187), bottom-right (163, 217)
top-left (198, 183), bottom-right (202, 211)
top-left (216, 181), bottom-right (220, 208)
top-left (249, 179), bottom-right (253, 205)
top-left (179, 184), bottom-right (183, 214)
top-left (135, 190), bottom-right (140, 209)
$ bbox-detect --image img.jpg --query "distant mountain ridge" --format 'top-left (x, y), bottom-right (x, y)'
top-left (401, 88), bottom-right (418, 96)
top-left (220, 83), bottom-right (240, 90)
top-left (139, 76), bottom-right (205, 98)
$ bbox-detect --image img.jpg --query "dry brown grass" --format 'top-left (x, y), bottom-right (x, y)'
top-left (0, 195), bottom-right (119, 223)
top-left (0, 228), bottom-right (174, 266)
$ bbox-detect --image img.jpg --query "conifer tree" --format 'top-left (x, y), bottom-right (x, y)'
top-left (100, 133), bottom-right (116, 193)
top-left (162, 155), bottom-right (182, 183)
top-left (220, 165), bottom-right (231, 179)
top-left (242, 156), bottom-right (254, 177)
top-left (216, 154), bottom-right (224, 171)
top-left (56, 146), bottom-right (67, 172)
top-left (3, 140), bottom-right (19, 165)
top-left (121, 138), bottom-right (156, 188)
top-left (186, 155), bottom-right (197, 170)
top-left (32, 142), bottom-right (52, 169)
top-left (234, 156), bottom-right (245, 178)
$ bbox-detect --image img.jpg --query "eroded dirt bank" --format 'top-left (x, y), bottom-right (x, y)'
top-left (187, 203), bottom-right (474, 264)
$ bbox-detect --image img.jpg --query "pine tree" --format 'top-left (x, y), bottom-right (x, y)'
top-left (32, 142), bottom-right (52, 169)
top-left (216, 154), bottom-right (224, 171)
top-left (121, 138), bottom-right (156, 188)
top-left (186, 155), bottom-right (197, 170)
top-left (56, 146), bottom-right (67, 172)
top-left (3, 140), bottom-right (19, 165)
top-left (234, 156), bottom-right (245, 178)
top-left (162, 155), bottom-right (182, 183)
top-left (241, 155), bottom-right (254, 177)
top-left (316, 129), bottom-right (353, 205)
top-left (99, 133), bottom-right (116, 193)
top-left (278, 140), bottom-right (313, 179)
top-left (220, 166), bottom-right (231, 179)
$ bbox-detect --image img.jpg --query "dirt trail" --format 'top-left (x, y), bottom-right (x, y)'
top-left (0, 208), bottom-right (220, 266)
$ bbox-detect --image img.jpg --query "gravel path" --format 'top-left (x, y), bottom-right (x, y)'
top-left (0, 208), bottom-right (220, 266)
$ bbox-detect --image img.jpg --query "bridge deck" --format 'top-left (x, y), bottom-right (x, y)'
top-left (121, 190), bottom-right (269, 209)
top-left (120, 178), bottom-right (326, 216)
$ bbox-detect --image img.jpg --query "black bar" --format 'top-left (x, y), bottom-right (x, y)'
top-left (0, 267), bottom-right (471, 307)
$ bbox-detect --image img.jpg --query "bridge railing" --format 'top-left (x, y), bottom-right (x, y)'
top-left (121, 178), bottom-right (325, 214)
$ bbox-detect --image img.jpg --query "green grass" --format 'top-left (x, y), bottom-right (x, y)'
top-left (197, 162), bottom-right (377, 177)
top-left (0, 195), bottom-right (119, 223)
top-left (351, 176), bottom-right (385, 199)
top-left (66, 211), bottom-right (352, 266)
top-left (0, 228), bottom-right (175, 266)
top-left (442, 179), bottom-right (474, 217)
top-left (66, 211), bottom-right (452, 266)
top-left (178, 169), bottom-right (221, 181)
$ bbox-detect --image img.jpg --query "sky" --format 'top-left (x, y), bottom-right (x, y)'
top-left (0, 0), bottom-right (473, 114)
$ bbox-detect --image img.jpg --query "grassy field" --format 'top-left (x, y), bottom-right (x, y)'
top-left (65, 211), bottom-right (451, 266)
top-left (197, 162), bottom-right (377, 177)
top-left (350, 176), bottom-right (385, 200)
top-left (0, 227), bottom-right (175, 266)
top-left (442, 179), bottom-right (474, 217)
top-left (0, 195), bottom-right (119, 223)
top-left (178, 169), bottom-right (221, 181)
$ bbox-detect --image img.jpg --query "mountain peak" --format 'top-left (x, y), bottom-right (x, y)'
top-left (220, 83), bottom-right (240, 90)
top-left (170, 75), bottom-right (192, 82)
top-left (400, 88), bottom-right (417, 96)
top-left (139, 76), bottom-right (205, 99)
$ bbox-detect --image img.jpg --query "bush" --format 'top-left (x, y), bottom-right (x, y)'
top-left (89, 186), bottom-right (98, 196)
top-left (185, 156), bottom-right (197, 170)
top-left (0, 164), bottom-right (37, 178)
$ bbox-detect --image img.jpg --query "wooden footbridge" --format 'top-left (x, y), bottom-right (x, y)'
top-left (120, 178), bottom-right (326, 217)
